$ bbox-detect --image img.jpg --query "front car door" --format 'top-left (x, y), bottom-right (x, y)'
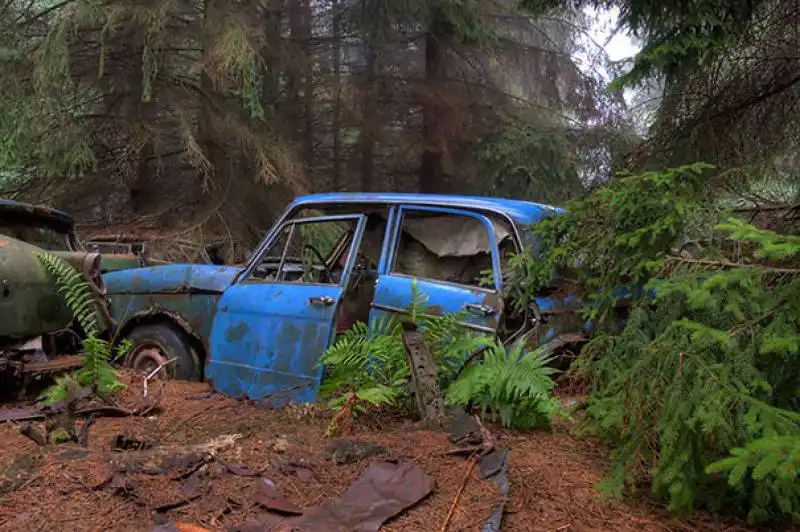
top-left (370, 205), bottom-right (504, 335)
top-left (207, 214), bottom-right (366, 404)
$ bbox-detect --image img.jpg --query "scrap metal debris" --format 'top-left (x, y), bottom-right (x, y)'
top-left (238, 461), bottom-right (434, 532)
top-left (152, 522), bottom-right (211, 532)
top-left (111, 434), bottom-right (153, 452)
top-left (277, 457), bottom-right (316, 483)
top-left (253, 479), bottom-right (304, 516)
top-left (107, 434), bottom-right (241, 476)
top-left (290, 461), bottom-right (435, 531)
top-left (478, 449), bottom-right (509, 532)
top-left (152, 469), bottom-right (209, 513)
top-left (222, 462), bottom-right (262, 477)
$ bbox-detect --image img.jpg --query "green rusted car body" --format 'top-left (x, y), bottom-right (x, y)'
top-left (0, 199), bottom-right (111, 383)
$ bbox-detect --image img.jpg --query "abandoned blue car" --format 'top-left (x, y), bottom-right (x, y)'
top-left (103, 193), bottom-right (595, 403)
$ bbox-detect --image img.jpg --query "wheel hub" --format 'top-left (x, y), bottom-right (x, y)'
top-left (129, 345), bottom-right (170, 378)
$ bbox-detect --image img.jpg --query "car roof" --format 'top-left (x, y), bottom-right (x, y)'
top-left (290, 193), bottom-right (564, 226)
top-left (0, 198), bottom-right (75, 230)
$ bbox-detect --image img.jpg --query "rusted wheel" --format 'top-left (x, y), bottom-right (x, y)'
top-left (125, 323), bottom-right (201, 381)
top-left (128, 344), bottom-right (171, 379)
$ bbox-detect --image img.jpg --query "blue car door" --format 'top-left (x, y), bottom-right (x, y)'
top-left (207, 214), bottom-right (367, 404)
top-left (370, 205), bottom-right (504, 335)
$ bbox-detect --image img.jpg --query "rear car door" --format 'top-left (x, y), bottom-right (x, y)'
top-left (370, 205), bottom-right (504, 334)
top-left (207, 214), bottom-right (367, 404)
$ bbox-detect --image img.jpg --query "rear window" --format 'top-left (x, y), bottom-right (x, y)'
top-left (0, 215), bottom-right (73, 251)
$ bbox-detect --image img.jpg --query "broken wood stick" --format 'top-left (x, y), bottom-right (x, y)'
top-left (76, 414), bottom-right (96, 447)
top-left (473, 413), bottom-right (497, 456)
top-left (401, 324), bottom-right (446, 428)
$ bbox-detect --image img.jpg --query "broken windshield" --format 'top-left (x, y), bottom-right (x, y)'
top-left (0, 217), bottom-right (73, 251)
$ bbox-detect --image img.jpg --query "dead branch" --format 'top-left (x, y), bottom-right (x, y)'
top-left (440, 454), bottom-right (478, 532)
top-left (665, 255), bottom-right (800, 274)
top-left (144, 357), bottom-right (177, 398)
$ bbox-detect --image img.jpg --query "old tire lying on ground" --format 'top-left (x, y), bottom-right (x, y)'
top-left (125, 323), bottom-right (201, 381)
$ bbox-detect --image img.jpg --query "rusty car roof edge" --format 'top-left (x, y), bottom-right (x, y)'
top-left (0, 198), bottom-right (74, 227)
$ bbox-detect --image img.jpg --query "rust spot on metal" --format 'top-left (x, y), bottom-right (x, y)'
top-left (426, 305), bottom-right (443, 316)
top-left (225, 321), bottom-right (250, 342)
top-left (21, 355), bottom-right (85, 374)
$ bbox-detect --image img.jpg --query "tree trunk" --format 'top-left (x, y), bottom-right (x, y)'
top-left (401, 324), bottom-right (446, 428)
top-left (260, 0), bottom-right (283, 119)
top-left (419, 18), bottom-right (447, 194)
top-left (300, 0), bottom-right (314, 162)
top-left (200, 0), bottom-right (227, 190)
top-left (286, 0), bottom-right (302, 143)
top-left (359, 35), bottom-right (377, 192)
top-left (331, 0), bottom-right (342, 190)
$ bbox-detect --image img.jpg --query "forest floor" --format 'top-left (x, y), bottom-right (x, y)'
top-left (0, 375), bottom-right (754, 532)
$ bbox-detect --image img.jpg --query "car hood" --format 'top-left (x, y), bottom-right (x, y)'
top-left (103, 264), bottom-right (242, 295)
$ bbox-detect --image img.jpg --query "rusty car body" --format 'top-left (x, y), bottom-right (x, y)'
top-left (102, 193), bottom-right (609, 404)
top-left (0, 199), bottom-right (108, 384)
top-left (82, 229), bottom-right (225, 270)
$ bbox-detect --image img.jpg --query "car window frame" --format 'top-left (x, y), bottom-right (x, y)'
top-left (239, 213), bottom-right (367, 288)
top-left (386, 205), bottom-right (503, 294)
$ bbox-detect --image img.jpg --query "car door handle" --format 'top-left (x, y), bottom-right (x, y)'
top-left (309, 295), bottom-right (335, 306)
top-left (465, 303), bottom-right (496, 317)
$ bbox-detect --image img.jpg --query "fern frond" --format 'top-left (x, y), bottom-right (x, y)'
top-left (446, 342), bottom-right (561, 429)
top-left (35, 252), bottom-right (100, 335)
top-left (35, 252), bottom-right (125, 403)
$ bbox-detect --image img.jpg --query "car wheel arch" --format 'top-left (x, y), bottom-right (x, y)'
top-left (113, 309), bottom-right (207, 375)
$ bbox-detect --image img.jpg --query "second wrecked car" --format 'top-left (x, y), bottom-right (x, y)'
top-left (0, 199), bottom-right (107, 384)
top-left (103, 193), bottom-right (599, 403)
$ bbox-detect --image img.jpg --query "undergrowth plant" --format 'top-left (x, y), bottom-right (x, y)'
top-left (445, 343), bottom-right (561, 429)
top-left (503, 164), bottom-right (800, 524)
top-left (36, 253), bottom-right (127, 403)
top-left (319, 281), bottom-right (560, 431)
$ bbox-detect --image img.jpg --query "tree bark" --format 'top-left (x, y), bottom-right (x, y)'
top-left (419, 17), bottom-right (447, 194)
top-left (331, 0), bottom-right (342, 190)
top-left (359, 34), bottom-right (377, 192)
top-left (300, 0), bottom-right (314, 162)
top-left (260, 0), bottom-right (283, 119)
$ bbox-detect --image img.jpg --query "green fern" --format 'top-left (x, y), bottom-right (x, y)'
top-left (35, 252), bottom-right (125, 402)
top-left (35, 252), bottom-right (101, 335)
top-left (320, 283), bottom-right (504, 415)
top-left (319, 316), bottom-right (408, 406)
top-left (445, 343), bottom-right (561, 429)
top-left (320, 274), bottom-right (561, 430)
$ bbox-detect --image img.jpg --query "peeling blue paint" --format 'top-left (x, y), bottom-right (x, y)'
top-left (104, 264), bottom-right (241, 294)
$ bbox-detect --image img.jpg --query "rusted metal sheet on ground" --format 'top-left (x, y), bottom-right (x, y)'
top-left (239, 461), bottom-right (434, 532)
top-left (479, 448), bottom-right (509, 532)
